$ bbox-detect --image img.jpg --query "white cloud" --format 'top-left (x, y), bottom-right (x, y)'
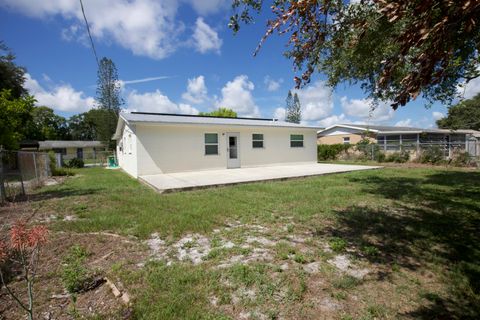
top-left (182, 75), bottom-right (208, 104)
top-left (432, 111), bottom-right (444, 121)
top-left (1, 0), bottom-right (183, 59)
top-left (121, 76), bottom-right (171, 85)
top-left (186, 0), bottom-right (227, 15)
top-left (293, 81), bottom-right (334, 121)
top-left (126, 90), bottom-right (198, 114)
top-left (340, 97), bottom-right (395, 122)
top-left (264, 76), bottom-right (283, 92)
top-left (317, 114), bottom-right (348, 128)
top-left (192, 17), bottom-right (222, 54)
top-left (24, 73), bottom-right (95, 112)
top-left (394, 119), bottom-right (413, 127)
top-left (460, 76), bottom-right (480, 99)
top-left (273, 107), bottom-right (286, 120)
top-left (216, 75), bottom-right (260, 117)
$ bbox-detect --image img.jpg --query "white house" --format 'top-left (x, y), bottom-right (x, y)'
top-left (112, 112), bottom-right (319, 178)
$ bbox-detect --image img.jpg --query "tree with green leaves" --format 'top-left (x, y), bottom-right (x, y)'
top-left (285, 91), bottom-right (301, 123)
top-left (0, 41), bottom-right (26, 99)
top-left (0, 90), bottom-right (35, 149)
top-left (199, 108), bottom-right (237, 118)
top-left (25, 106), bottom-right (69, 141)
top-left (230, 0), bottom-right (480, 109)
top-left (95, 57), bottom-right (123, 148)
top-left (68, 112), bottom-right (97, 140)
top-left (436, 94), bottom-right (480, 131)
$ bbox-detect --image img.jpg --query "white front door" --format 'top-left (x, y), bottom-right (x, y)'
top-left (227, 133), bottom-right (240, 168)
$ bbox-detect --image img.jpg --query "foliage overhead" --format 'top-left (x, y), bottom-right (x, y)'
top-left (0, 41), bottom-right (26, 99)
top-left (199, 107), bottom-right (238, 117)
top-left (285, 90), bottom-right (301, 123)
top-left (230, 0), bottom-right (480, 109)
top-left (436, 93), bottom-right (480, 131)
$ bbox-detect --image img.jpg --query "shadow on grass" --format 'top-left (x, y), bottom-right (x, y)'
top-left (27, 187), bottom-right (102, 202)
top-left (326, 170), bottom-right (480, 319)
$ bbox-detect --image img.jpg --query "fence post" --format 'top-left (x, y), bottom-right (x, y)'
top-left (32, 152), bottom-right (38, 185)
top-left (0, 149), bottom-right (5, 203)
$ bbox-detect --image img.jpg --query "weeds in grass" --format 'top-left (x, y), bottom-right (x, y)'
top-left (361, 245), bottom-right (379, 257)
top-left (61, 245), bottom-right (92, 293)
top-left (332, 275), bottom-right (362, 290)
top-left (329, 237), bottom-right (347, 252)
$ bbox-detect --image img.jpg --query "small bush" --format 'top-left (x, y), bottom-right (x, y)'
top-left (419, 146), bottom-right (444, 164)
top-left (66, 158), bottom-right (84, 168)
top-left (375, 151), bottom-right (386, 162)
top-left (452, 151), bottom-right (472, 167)
top-left (48, 152), bottom-right (75, 176)
top-left (61, 245), bottom-right (93, 293)
top-left (385, 150), bottom-right (410, 163)
top-left (329, 237), bottom-right (347, 252)
top-left (318, 144), bottom-right (351, 161)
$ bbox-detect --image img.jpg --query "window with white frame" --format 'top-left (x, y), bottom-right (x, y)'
top-left (252, 134), bottom-right (264, 148)
top-left (343, 137), bottom-right (350, 145)
top-left (204, 133), bottom-right (219, 155)
top-left (290, 134), bottom-right (304, 147)
top-left (128, 134), bottom-right (132, 154)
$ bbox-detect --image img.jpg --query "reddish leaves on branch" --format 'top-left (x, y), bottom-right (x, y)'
top-left (0, 221), bottom-right (48, 261)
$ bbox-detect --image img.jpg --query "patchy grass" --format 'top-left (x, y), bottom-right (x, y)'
top-left (2, 166), bottom-right (479, 319)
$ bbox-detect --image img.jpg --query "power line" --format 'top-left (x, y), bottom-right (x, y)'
top-left (79, 0), bottom-right (99, 67)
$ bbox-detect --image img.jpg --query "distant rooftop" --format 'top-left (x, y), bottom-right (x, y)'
top-left (38, 141), bottom-right (105, 149)
top-left (319, 124), bottom-right (480, 135)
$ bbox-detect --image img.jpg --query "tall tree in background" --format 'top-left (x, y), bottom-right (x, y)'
top-left (95, 57), bottom-right (123, 149)
top-left (230, 1), bottom-right (480, 110)
top-left (437, 94), bottom-right (480, 131)
top-left (0, 41), bottom-right (26, 99)
top-left (285, 90), bottom-right (301, 123)
top-left (68, 112), bottom-right (97, 140)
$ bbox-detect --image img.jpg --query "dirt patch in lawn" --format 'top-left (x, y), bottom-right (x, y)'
top-left (0, 232), bottom-right (148, 320)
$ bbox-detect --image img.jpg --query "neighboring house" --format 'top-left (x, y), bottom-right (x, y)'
top-left (20, 140), bottom-right (107, 160)
top-left (317, 124), bottom-right (480, 157)
top-left (112, 112), bottom-right (319, 178)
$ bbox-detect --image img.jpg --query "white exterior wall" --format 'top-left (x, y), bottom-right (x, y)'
top-left (116, 124), bottom-right (138, 178)
top-left (134, 124), bottom-right (317, 176)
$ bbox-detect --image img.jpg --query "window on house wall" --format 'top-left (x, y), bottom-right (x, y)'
top-left (204, 133), bottom-right (219, 155)
top-left (53, 148), bottom-right (67, 155)
top-left (252, 134), bottom-right (264, 148)
top-left (343, 137), bottom-right (350, 145)
top-left (128, 134), bottom-right (132, 154)
top-left (290, 134), bottom-right (304, 147)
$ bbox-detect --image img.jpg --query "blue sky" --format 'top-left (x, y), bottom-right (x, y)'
top-left (1, 0), bottom-right (478, 128)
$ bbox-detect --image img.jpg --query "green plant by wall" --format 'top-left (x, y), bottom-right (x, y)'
top-left (66, 158), bottom-right (84, 169)
top-left (419, 146), bottom-right (444, 164)
top-left (385, 150), bottom-right (410, 163)
top-left (317, 144), bottom-right (351, 161)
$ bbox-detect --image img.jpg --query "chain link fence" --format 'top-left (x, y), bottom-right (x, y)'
top-left (352, 141), bottom-right (480, 165)
top-left (0, 150), bottom-right (51, 203)
top-left (60, 151), bottom-right (111, 167)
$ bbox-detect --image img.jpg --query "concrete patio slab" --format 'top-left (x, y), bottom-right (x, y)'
top-left (138, 163), bottom-right (381, 193)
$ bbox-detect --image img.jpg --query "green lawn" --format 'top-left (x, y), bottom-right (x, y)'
top-left (30, 166), bottom-right (480, 319)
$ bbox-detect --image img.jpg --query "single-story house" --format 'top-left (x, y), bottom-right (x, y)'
top-left (20, 140), bottom-right (107, 160)
top-left (112, 112), bottom-right (319, 178)
top-left (317, 124), bottom-right (480, 157)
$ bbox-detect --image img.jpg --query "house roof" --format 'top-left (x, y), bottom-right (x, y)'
top-left (37, 140), bottom-right (105, 149)
top-left (113, 112), bottom-right (320, 139)
top-left (318, 124), bottom-right (480, 136)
